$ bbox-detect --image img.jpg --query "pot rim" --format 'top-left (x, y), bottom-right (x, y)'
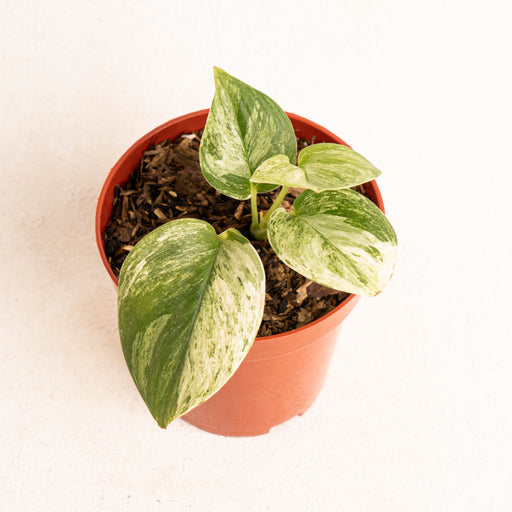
top-left (95, 109), bottom-right (384, 352)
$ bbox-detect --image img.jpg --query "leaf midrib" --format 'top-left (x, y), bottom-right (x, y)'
top-left (159, 238), bottom-right (222, 424)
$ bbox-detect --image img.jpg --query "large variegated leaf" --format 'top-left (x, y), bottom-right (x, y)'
top-left (251, 143), bottom-right (382, 192)
top-left (199, 67), bottom-right (296, 200)
top-left (118, 219), bottom-right (265, 428)
top-left (267, 189), bottom-right (397, 296)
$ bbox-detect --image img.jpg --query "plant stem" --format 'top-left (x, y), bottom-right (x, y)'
top-left (264, 186), bottom-right (289, 223)
top-left (250, 183), bottom-right (259, 227)
top-left (249, 184), bottom-right (290, 241)
top-left (249, 184), bottom-right (267, 240)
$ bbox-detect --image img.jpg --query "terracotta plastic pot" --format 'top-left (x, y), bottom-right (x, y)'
top-left (95, 109), bottom-right (385, 436)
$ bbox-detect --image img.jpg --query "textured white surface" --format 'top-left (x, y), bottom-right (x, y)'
top-left (1, 1), bottom-right (511, 511)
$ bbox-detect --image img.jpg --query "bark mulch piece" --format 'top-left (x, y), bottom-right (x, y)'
top-left (104, 131), bottom-right (366, 336)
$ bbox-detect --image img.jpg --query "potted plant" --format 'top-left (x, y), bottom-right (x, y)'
top-left (96, 68), bottom-right (397, 436)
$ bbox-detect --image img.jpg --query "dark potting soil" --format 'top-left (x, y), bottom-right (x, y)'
top-left (104, 132), bottom-right (364, 337)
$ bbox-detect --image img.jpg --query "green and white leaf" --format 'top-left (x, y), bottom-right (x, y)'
top-left (267, 189), bottom-right (397, 296)
top-left (250, 154), bottom-right (311, 189)
top-left (199, 67), bottom-right (296, 200)
top-left (250, 143), bottom-right (381, 192)
top-left (118, 219), bottom-right (265, 428)
top-left (301, 143), bottom-right (382, 191)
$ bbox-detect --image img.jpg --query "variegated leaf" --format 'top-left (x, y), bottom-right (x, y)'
top-left (250, 143), bottom-right (381, 192)
top-left (297, 143), bottom-right (381, 191)
top-left (250, 154), bottom-right (311, 189)
top-left (118, 219), bottom-right (265, 428)
top-left (199, 67), bottom-right (296, 200)
top-left (267, 189), bottom-right (397, 296)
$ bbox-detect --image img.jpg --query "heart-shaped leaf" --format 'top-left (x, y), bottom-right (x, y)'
top-left (199, 67), bottom-right (296, 200)
top-left (251, 143), bottom-right (382, 192)
top-left (267, 189), bottom-right (397, 296)
top-left (297, 143), bottom-right (382, 190)
top-left (250, 154), bottom-right (311, 189)
top-left (118, 219), bottom-right (265, 428)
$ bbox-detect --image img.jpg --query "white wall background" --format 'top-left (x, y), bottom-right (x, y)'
top-left (1, 1), bottom-right (511, 510)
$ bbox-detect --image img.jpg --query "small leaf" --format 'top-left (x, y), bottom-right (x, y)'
top-left (118, 219), bottom-right (265, 428)
top-left (267, 189), bottom-right (397, 296)
top-left (298, 143), bottom-right (382, 191)
top-left (251, 154), bottom-right (309, 189)
top-left (251, 143), bottom-right (382, 192)
top-left (199, 67), bottom-right (297, 200)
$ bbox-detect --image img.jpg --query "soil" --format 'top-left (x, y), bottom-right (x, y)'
top-left (104, 132), bottom-right (364, 337)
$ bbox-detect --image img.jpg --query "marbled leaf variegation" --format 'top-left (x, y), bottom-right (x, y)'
top-left (267, 189), bottom-right (397, 296)
top-left (292, 143), bottom-right (382, 191)
top-left (250, 154), bottom-right (311, 189)
top-left (199, 67), bottom-right (296, 200)
top-left (118, 219), bottom-right (265, 428)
